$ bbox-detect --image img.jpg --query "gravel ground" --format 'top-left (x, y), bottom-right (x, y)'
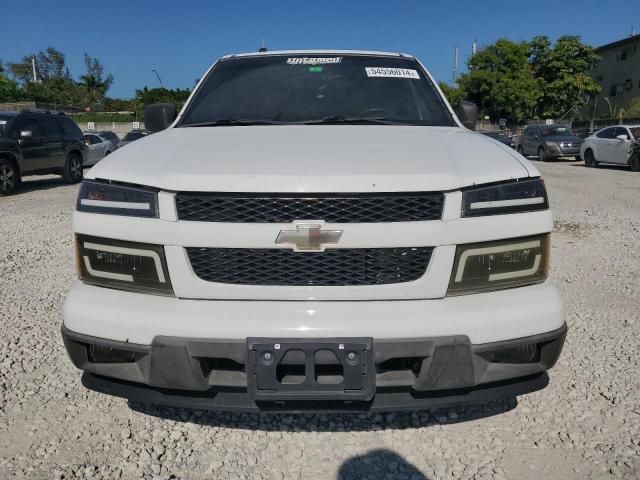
top-left (0, 160), bottom-right (639, 480)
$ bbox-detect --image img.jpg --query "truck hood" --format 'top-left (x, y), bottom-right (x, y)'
top-left (87, 126), bottom-right (535, 192)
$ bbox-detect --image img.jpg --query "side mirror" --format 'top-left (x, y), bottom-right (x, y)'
top-left (145, 103), bottom-right (177, 132)
top-left (20, 130), bottom-right (33, 139)
top-left (457, 101), bottom-right (478, 130)
top-left (616, 134), bottom-right (628, 141)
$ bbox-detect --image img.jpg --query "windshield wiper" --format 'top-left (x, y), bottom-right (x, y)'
top-left (299, 115), bottom-right (399, 125)
top-left (182, 118), bottom-right (285, 127)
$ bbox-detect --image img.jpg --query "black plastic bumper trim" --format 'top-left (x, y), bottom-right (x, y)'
top-left (62, 324), bottom-right (566, 411)
top-left (82, 371), bottom-right (549, 413)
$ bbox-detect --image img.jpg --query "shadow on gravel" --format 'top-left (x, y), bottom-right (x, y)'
top-left (5, 169), bottom-right (89, 196)
top-left (570, 163), bottom-right (631, 171)
top-left (127, 397), bottom-right (517, 432)
top-left (9, 176), bottom-right (70, 195)
top-left (338, 449), bottom-right (428, 480)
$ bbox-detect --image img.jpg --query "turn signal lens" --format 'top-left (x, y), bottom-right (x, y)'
top-left (77, 181), bottom-right (158, 218)
top-left (462, 179), bottom-right (548, 217)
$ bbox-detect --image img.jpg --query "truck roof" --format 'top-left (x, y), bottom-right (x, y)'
top-left (221, 49), bottom-right (414, 60)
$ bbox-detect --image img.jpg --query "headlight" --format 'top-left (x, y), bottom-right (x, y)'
top-left (77, 181), bottom-right (158, 217)
top-left (448, 234), bottom-right (549, 296)
top-left (462, 179), bottom-right (548, 217)
top-left (76, 234), bottom-right (173, 296)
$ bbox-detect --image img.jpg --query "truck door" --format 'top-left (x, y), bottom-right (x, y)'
top-left (10, 116), bottom-right (49, 173)
top-left (41, 116), bottom-right (66, 169)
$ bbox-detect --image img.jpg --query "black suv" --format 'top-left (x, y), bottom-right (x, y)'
top-left (0, 111), bottom-right (86, 195)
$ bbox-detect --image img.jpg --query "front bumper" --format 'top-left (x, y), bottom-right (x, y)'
top-left (62, 324), bottom-right (566, 412)
top-left (548, 146), bottom-right (581, 158)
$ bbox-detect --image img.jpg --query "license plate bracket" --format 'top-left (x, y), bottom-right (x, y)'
top-left (246, 338), bottom-right (374, 401)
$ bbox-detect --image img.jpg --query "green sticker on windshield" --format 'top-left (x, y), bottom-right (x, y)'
top-left (308, 66), bottom-right (323, 73)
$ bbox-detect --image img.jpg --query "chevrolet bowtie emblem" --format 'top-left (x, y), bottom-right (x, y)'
top-left (275, 224), bottom-right (343, 251)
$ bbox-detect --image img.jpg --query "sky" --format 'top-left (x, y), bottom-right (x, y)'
top-left (1, 0), bottom-right (636, 99)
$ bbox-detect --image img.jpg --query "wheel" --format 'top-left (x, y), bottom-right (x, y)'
top-left (630, 153), bottom-right (640, 172)
top-left (538, 147), bottom-right (549, 162)
top-left (0, 158), bottom-right (19, 196)
top-left (62, 153), bottom-right (83, 183)
top-left (584, 149), bottom-right (598, 168)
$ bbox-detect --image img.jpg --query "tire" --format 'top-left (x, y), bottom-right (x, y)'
top-left (62, 152), bottom-right (83, 184)
top-left (630, 153), bottom-right (640, 172)
top-left (538, 147), bottom-right (549, 162)
top-left (0, 158), bottom-right (19, 196)
top-left (584, 149), bottom-right (598, 168)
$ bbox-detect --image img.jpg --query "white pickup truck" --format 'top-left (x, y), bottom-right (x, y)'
top-left (62, 50), bottom-right (566, 412)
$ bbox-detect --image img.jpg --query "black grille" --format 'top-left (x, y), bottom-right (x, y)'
top-left (175, 192), bottom-right (444, 223)
top-left (186, 247), bottom-right (433, 286)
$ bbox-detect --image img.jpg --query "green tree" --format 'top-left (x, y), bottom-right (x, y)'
top-left (0, 61), bottom-right (20, 102)
top-left (134, 86), bottom-right (191, 108)
top-left (529, 35), bottom-right (600, 118)
top-left (457, 39), bottom-right (541, 124)
top-left (8, 47), bottom-right (70, 84)
top-left (438, 82), bottom-right (465, 107)
top-left (79, 54), bottom-right (114, 106)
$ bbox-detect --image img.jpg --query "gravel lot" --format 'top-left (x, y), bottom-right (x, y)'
top-left (1, 160), bottom-right (639, 480)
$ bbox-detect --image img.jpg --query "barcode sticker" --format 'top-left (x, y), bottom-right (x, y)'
top-left (365, 67), bottom-right (420, 79)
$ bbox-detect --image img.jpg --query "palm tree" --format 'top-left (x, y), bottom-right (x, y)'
top-left (79, 54), bottom-right (113, 107)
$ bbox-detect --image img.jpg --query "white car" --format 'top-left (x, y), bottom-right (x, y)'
top-left (580, 125), bottom-right (640, 168)
top-left (83, 133), bottom-right (115, 166)
top-left (62, 50), bottom-right (566, 412)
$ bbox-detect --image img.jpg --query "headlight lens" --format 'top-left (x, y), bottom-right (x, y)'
top-left (462, 178), bottom-right (548, 217)
top-left (77, 181), bottom-right (158, 217)
top-left (76, 234), bottom-right (173, 296)
top-left (448, 234), bottom-right (549, 296)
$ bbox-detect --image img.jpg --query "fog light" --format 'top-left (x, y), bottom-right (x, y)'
top-left (479, 343), bottom-right (539, 364)
top-left (88, 344), bottom-right (136, 364)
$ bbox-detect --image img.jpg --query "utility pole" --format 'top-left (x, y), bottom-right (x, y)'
top-left (472, 40), bottom-right (477, 56)
top-left (453, 46), bottom-right (459, 83)
top-left (31, 56), bottom-right (37, 83)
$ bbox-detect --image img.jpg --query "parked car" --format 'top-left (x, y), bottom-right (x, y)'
top-left (62, 50), bottom-right (566, 413)
top-left (117, 129), bottom-right (150, 147)
top-left (580, 125), bottom-right (640, 169)
top-left (83, 133), bottom-right (114, 166)
top-left (97, 130), bottom-right (120, 150)
top-left (630, 141), bottom-right (640, 172)
top-left (0, 111), bottom-right (85, 195)
top-left (482, 131), bottom-right (515, 148)
top-left (517, 125), bottom-right (584, 161)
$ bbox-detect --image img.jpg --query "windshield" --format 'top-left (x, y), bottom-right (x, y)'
top-left (0, 115), bottom-right (12, 137)
top-left (542, 126), bottom-right (575, 137)
top-left (180, 54), bottom-right (455, 127)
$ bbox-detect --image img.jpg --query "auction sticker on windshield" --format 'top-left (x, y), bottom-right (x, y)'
top-left (365, 67), bottom-right (420, 79)
top-left (287, 57), bottom-right (342, 65)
